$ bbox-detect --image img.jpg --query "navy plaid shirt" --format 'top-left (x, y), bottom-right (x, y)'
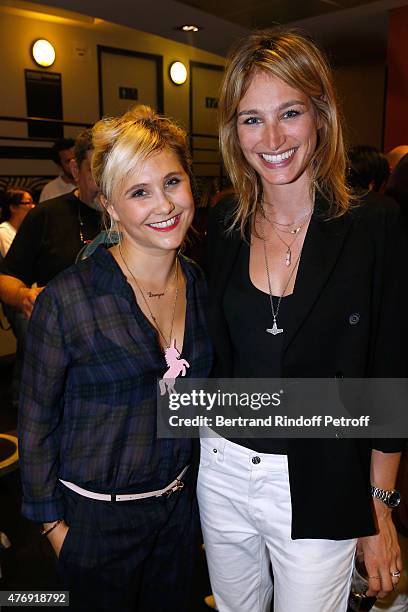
top-left (19, 246), bottom-right (213, 522)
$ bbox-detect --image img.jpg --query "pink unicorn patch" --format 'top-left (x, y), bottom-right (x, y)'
top-left (159, 339), bottom-right (190, 396)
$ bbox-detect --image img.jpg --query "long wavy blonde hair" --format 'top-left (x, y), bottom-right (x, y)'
top-left (219, 28), bottom-right (351, 235)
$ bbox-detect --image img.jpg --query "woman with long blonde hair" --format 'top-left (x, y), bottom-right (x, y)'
top-left (198, 28), bottom-right (406, 612)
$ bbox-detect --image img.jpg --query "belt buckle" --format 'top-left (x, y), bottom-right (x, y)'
top-left (163, 479), bottom-right (184, 497)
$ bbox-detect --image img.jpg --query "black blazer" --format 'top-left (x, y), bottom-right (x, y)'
top-left (205, 193), bottom-right (408, 539)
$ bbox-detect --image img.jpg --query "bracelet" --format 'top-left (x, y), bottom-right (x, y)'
top-left (41, 520), bottom-right (62, 537)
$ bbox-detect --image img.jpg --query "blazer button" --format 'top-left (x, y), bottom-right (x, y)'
top-left (349, 313), bottom-right (360, 325)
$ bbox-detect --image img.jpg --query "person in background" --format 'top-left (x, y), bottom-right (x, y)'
top-left (0, 130), bottom-right (100, 407)
top-left (199, 27), bottom-right (406, 612)
top-left (348, 145), bottom-right (390, 193)
top-left (0, 188), bottom-right (35, 405)
top-left (39, 138), bottom-right (76, 203)
top-left (386, 154), bottom-right (408, 214)
top-left (18, 105), bottom-right (212, 612)
top-left (0, 189), bottom-right (35, 257)
top-left (386, 146), bottom-right (408, 173)
top-left (0, 128), bottom-right (101, 320)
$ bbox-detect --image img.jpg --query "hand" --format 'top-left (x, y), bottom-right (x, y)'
top-left (44, 521), bottom-right (69, 558)
top-left (18, 286), bottom-right (44, 318)
top-left (358, 500), bottom-right (402, 598)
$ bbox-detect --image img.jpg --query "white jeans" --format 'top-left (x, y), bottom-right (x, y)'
top-left (197, 436), bottom-right (356, 612)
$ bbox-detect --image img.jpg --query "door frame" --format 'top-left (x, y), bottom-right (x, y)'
top-left (97, 45), bottom-right (164, 117)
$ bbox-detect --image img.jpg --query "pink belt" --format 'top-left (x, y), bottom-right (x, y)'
top-left (59, 465), bottom-right (189, 501)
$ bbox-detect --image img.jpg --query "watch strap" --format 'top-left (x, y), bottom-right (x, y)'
top-left (371, 485), bottom-right (400, 507)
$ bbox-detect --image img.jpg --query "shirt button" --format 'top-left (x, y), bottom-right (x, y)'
top-left (213, 448), bottom-right (218, 453)
top-left (349, 313), bottom-right (360, 325)
top-left (252, 456), bottom-right (261, 464)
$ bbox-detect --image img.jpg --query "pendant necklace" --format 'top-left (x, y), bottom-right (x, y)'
top-left (269, 223), bottom-right (304, 267)
top-left (261, 203), bottom-right (312, 266)
top-left (144, 260), bottom-right (177, 299)
top-left (119, 243), bottom-right (178, 347)
top-left (262, 230), bottom-right (302, 336)
top-left (147, 273), bottom-right (175, 299)
top-left (118, 245), bottom-right (190, 392)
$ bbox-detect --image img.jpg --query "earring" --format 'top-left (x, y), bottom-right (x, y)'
top-left (106, 213), bottom-right (120, 245)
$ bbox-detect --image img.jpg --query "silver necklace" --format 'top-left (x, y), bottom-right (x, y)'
top-left (118, 244), bottom-right (179, 348)
top-left (262, 233), bottom-right (302, 335)
top-left (269, 223), bottom-right (302, 267)
top-left (260, 204), bottom-right (312, 266)
top-left (261, 200), bottom-right (312, 232)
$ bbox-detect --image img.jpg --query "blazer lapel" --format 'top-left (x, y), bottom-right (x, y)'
top-left (209, 230), bottom-right (241, 302)
top-left (283, 207), bottom-right (353, 354)
top-left (207, 219), bottom-right (242, 376)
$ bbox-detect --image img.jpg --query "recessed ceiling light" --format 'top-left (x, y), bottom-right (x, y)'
top-left (177, 24), bottom-right (200, 32)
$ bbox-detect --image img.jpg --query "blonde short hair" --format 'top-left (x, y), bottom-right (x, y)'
top-left (92, 105), bottom-right (191, 214)
top-left (219, 28), bottom-right (351, 235)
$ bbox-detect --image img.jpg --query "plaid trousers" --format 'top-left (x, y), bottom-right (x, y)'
top-left (58, 477), bottom-right (198, 612)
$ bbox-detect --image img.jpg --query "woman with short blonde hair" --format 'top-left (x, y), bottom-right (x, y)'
top-left (19, 105), bottom-right (212, 611)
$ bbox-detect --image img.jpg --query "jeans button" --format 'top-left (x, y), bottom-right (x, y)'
top-left (213, 448), bottom-right (218, 453)
top-left (252, 456), bottom-right (261, 464)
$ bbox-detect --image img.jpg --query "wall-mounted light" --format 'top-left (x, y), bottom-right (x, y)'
top-left (169, 61), bottom-right (187, 85)
top-left (31, 39), bottom-right (56, 67)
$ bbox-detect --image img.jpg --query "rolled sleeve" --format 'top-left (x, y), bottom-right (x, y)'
top-left (371, 439), bottom-right (406, 453)
top-left (19, 288), bottom-right (70, 522)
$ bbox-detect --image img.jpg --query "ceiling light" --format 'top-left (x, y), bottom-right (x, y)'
top-left (169, 61), bottom-right (187, 85)
top-left (31, 39), bottom-right (56, 67)
top-left (178, 24), bottom-right (200, 32)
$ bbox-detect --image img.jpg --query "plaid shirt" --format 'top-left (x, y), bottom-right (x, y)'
top-left (19, 246), bottom-right (213, 522)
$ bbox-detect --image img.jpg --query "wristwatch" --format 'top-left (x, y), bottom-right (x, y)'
top-left (371, 485), bottom-right (401, 508)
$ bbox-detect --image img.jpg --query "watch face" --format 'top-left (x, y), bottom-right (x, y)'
top-left (388, 491), bottom-right (401, 508)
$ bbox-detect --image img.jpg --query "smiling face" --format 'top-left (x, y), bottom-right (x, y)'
top-left (237, 71), bottom-right (319, 193)
top-left (108, 148), bottom-right (194, 255)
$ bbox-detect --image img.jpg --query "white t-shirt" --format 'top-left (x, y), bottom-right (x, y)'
top-left (0, 221), bottom-right (16, 257)
top-left (39, 175), bottom-right (76, 203)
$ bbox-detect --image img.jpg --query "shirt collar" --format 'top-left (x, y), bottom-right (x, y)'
top-left (90, 245), bottom-right (202, 299)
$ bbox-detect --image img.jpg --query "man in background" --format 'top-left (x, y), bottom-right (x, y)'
top-left (0, 129), bottom-right (101, 404)
top-left (0, 128), bottom-right (101, 317)
top-left (39, 138), bottom-right (76, 202)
